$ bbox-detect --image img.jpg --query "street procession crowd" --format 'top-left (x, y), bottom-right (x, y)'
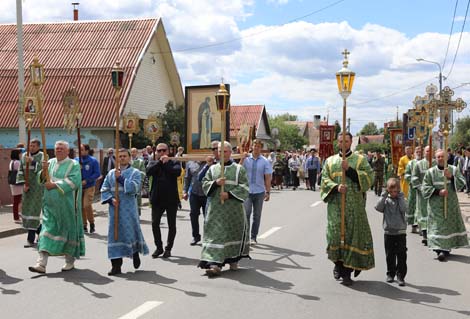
top-left (5, 132), bottom-right (470, 287)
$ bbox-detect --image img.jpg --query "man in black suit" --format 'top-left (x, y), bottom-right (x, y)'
top-left (146, 143), bottom-right (181, 258)
top-left (101, 148), bottom-right (115, 177)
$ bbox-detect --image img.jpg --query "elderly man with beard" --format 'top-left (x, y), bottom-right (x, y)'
top-left (422, 149), bottom-right (469, 261)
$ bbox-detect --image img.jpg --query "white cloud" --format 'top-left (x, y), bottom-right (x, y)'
top-left (2, 1), bottom-right (470, 134)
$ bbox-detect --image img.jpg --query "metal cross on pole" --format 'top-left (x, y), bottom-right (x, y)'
top-left (430, 86), bottom-right (467, 218)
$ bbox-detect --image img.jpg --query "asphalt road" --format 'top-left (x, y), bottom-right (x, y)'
top-left (1, 187), bottom-right (470, 319)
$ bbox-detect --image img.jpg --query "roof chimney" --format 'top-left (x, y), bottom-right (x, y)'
top-left (313, 115), bottom-right (321, 129)
top-left (72, 2), bottom-right (79, 21)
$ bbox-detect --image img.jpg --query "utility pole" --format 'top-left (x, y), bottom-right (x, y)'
top-left (16, 0), bottom-right (26, 144)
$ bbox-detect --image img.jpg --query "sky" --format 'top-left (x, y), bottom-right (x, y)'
top-left (1, 0), bottom-right (470, 134)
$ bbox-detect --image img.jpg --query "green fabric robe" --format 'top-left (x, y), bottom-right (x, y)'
top-left (411, 159), bottom-right (436, 230)
top-left (320, 152), bottom-right (375, 271)
top-left (404, 158), bottom-right (418, 225)
top-left (200, 161), bottom-right (250, 266)
top-left (17, 151), bottom-right (44, 230)
top-left (422, 165), bottom-right (469, 250)
top-left (39, 158), bottom-right (85, 258)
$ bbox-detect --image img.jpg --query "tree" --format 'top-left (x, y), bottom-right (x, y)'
top-left (358, 122), bottom-right (379, 136)
top-left (355, 142), bottom-right (389, 154)
top-left (334, 120), bottom-right (341, 139)
top-left (450, 116), bottom-right (470, 150)
top-left (120, 101), bottom-right (185, 150)
top-left (268, 114), bottom-right (308, 150)
top-left (275, 113), bottom-right (298, 121)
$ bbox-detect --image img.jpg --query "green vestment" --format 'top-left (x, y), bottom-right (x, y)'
top-left (422, 165), bottom-right (469, 250)
top-left (320, 152), bottom-right (375, 271)
top-left (411, 158), bottom-right (436, 230)
top-left (404, 158), bottom-right (418, 225)
top-left (17, 151), bottom-right (44, 230)
top-left (200, 161), bottom-right (250, 266)
top-left (39, 158), bottom-right (85, 258)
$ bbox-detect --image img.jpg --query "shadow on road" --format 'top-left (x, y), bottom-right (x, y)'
top-left (350, 280), bottom-right (470, 316)
top-left (221, 268), bottom-right (319, 301)
top-left (249, 244), bottom-right (313, 272)
top-left (44, 269), bottom-right (114, 299)
top-left (0, 269), bottom-right (22, 295)
top-left (121, 270), bottom-right (206, 297)
top-left (165, 255), bottom-right (200, 267)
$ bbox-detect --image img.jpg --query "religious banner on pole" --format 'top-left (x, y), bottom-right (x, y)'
top-left (319, 125), bottom-right (335, 161)
top-left (144, 113), bottom-right (163, 145)
top-left (389, 128), bottom-right (403, 170)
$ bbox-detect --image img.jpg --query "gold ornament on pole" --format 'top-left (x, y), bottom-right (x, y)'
top-left (431, 86), bottom-right (467, 218)
top-left (22, 95), bottom-right (38, 188)
top-left (215, 81), bottom-right (230, 204)
top-left (29, 56), bottom-right (49, 182)
top-left (335, 49), bottom-right (355, 247)
top-left (122, 111), bottom-right (140, 149)
top-left (144, 113), bottom-right (163, 147)
top-left (62, 86), bottom-right (82, 163)
top-left (111, 60), bottom-right (125, 241)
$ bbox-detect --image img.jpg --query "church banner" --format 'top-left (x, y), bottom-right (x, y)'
top-left (319, 125), bottom-right (335, 161)
top-left (389, 128), bottom-right (403, 170)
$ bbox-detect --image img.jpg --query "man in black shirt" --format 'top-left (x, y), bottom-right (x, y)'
top-left (146, 143), bottom-right (181, 258)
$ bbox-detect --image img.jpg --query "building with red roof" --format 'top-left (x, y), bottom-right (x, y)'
top-left (0, 18), bottom-right (183, 149)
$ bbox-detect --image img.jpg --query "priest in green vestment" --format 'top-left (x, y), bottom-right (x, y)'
top-left (199, 141), bottom-right (250, 277)
top-left (29, 141), bottom-right (85, 274)
top-left (404, 146), bottom-right (422, 233)
top-left (422, 149), bottom-right (469, 261)
top-left (411, 146), bottom-right (436, 245)
top-left (321, 132), bottom-right (375, 285)
top-left (17, 138), bottom-right (44, 247)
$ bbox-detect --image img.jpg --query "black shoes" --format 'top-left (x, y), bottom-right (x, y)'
top-left (190, 237), bottom-right (201, 246)
top-left (437, 251), bottom-right (446, 262)
top-left (333, 265), bottom-right (341, 280)
top-left (342, 275), bottom-right (353, 286)
top-left (108, 267), bottom-right (122, 276)
top-left (397, 277), bottom-right (406, 286)
top-left (386, 274), bottom-right (394, 283)
top-left (90, 223), bottom-right (95, 234)
top-left (133, 252), bottom-right (141, 269)
top-left (162, 250), bottom-right (171, 258)
top-left (411, 225), bottom-right (419, 234)
top-left (83, 225), bottom-right (88, 233)
top-left (152, 248), bottom-right (164, 258)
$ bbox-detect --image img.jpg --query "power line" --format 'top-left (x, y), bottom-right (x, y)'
top-left (348, 77), bottom-right (435, 107)
top-left (172, 0), bottom-right (347, 53)
top-left (445, 0), bottom-right (470, 79)
top-left (442, 0), bottom-right (459, 70)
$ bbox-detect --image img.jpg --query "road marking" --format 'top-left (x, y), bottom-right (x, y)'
top-left (119, 301), bottom-right (163, 319)
top-left (258, 227), bottom-right (282, 239)
top-left (310, 201), bottom-right (322, 208)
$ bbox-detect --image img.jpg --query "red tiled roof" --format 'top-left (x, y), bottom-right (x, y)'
top-left (0, 19), bottom-right (158, 128)
top-left (359, 135), bottom-right (384, 144)
top-left (230, 105), bottom-right (265, 138)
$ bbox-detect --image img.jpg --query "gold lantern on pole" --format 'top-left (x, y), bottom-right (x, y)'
top-left (335, 49), bottom-right (355, 246)
top-left (215, 82), bottom-right (230, 204)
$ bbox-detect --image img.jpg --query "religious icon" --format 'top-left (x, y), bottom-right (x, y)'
top-left (127, 119), bottom-right (135, 129)
top-left (25, 99), bottom-right (36, 113)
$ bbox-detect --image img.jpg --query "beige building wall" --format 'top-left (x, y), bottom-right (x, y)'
top-left (125, 35), bottom-right (176, 116)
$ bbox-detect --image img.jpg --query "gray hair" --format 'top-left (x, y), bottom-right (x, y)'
top-left (55, 140), bottom-right (69, 149)
top-left (218, 141), bottom-right (232, 149)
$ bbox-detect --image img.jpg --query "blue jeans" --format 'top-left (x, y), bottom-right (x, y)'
top-left (244, 192), bottom-right (265, 240)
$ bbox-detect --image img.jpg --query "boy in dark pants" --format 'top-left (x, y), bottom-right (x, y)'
top-left (375, 178), bottom-right (408, 286)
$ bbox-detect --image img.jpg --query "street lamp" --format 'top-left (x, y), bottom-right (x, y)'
top-left (215, 81), bottom-right (230, 204)
top-left (110, 60), bottom-right (124, 240)
top-left (335, 49), bottom-right (355, 246)
top-left (416, 58), bottom-right (443, 93)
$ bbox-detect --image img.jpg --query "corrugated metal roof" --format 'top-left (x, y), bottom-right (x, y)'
top-left (230, 105), bottom-right (265, 138)
top-left (0, 19), bottom-right (158, 128)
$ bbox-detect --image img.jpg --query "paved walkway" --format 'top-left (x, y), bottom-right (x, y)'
top-left (1, 192), bottom-right (469, 239)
